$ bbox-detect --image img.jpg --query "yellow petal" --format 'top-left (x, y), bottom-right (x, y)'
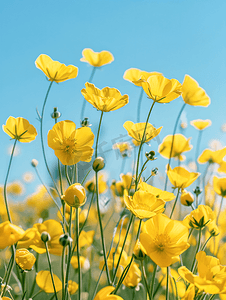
top-left (80, 48), bottom-right (114, 67)
top-left (36, 270), bottom-right (62, 293)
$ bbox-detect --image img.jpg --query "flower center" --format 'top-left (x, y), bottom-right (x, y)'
top-left (63, 138), bottom-right (77, 154)
top-left (154, 233), bottom-right (171, 252)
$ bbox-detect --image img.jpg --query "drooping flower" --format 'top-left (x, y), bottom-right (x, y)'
top-left (3, 117), bottom-right (37, 143)
top-left (158, 134), bottom-right (192, 161)
top-left (15, 248), bottom-right (36, 271)
top-left (93, 286), bottom-right (124, 300)
top-left (140, 214), bottom-right (190, 267)
top-left (182, 75), bottom-right (210, 107)
top-left (183, 205), bottom-right (215, 229)
top-left (178, 251), bottom-right (226, 294)
top-left (124, 189), bottom-right (165, 219)
top-left (138, 182), bottom-right (175, 202)
top-left (123, 68), bottom-right (161, 86)
top-left (0, 221), bottom-right (25, 249)
top-left (123, 121), bottom-right (162, 145)
top-left (180, 190), bottom-right (194, 206)
top-left (190, 119), bottom-right (212, 130)
top-left (36, 270), bottom-right (62, 293)
top-left (47, 120), bottom-right (94, 165)
top-left (61, 183), bottom-right (86, 208)
top-left (35, 54), bottom-right (78, 83)
top-left (198, 147), bottom-right (226, 165)
top-left (80, 48), bottom-right (114, 67)
top-left (213, 176), bottom-right (226, 197)
top-left (166, 165), bottom-right (200, 189)
top-left (139, 74), bottom-right (182, 103)
top-left (81, 83), bottom-right (129, 112)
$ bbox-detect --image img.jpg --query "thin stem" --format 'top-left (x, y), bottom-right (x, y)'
top-left (58, 159), bottom-right (63, 195)
top-left (95, 111), bottom-right (104, 158)
top-left (216, 196), bottom-right (224, 225)
top-left (65, 166), bottom-right (72, 186)
top-left (29, 253), bottom-right (39, 298)
top-left (166, 267), bottom-right (170, 300)
top-left (1, 245), bottom-right (15, 297)
top-left (22, 272), bottom-right (26, 298)
top-left (76, 207), bottom-right (82, 300)
top-left (164, 103), bottom-right (186, 191)
top-left (137, 88), bottom-right (144, 122)
top-left (4, 139), bottom-right (17, 222)
top-left (61, 246), bottom-right (66, 300)
top-left (137, 159), bottom-right (149, 184)
top-left (44, 242), bottom-right (58, 300)
top-left (196, 131), bottom-right (203, 174)
top-left (208, 295), bottom-right (216, 300)
top-left (170, 188), bottom-right (180, 218)
top-left (141, 260), bottom-right (151, 300)
top-left (31, 290), bottom-right (43, 299)
top-left (149, 263), bottom-right (157, 300)
top-left (191, 228), bottom-right (202, 273)
top-left (135, 219), bottom-right (142, 240)
top-left (135, 101), bottom-right (155, 191)
top-left (80, 67), bottom-right (96, 121)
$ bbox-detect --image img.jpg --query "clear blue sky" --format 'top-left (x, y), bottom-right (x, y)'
top-left (1, 0), bottom-right (226, 198)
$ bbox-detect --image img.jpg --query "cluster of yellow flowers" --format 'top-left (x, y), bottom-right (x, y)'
top-left (1, 47), bottom-right (226, 300)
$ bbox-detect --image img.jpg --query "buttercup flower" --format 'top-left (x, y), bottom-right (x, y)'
top-left (190, 119), bottom-right (212, 130)
top-left (198, 147), bottom-right (226, 165)
top-left (138, 182), bottom-right (175, 202)
top-left (15, 248), bottom-right (36, 271)
top-left (182, 75), bottom-right (210, 107)
top-left (119, 261), bottom-right (141, 288)
top-left (68, 280), bottom-right (78, 295)
top-left (80, 48), bottom-right (114, 67)
top-left (139, 74), bottom-right (182, 103)
top-left (36, 270), bottom-right (62, 293)
top-left (183, 205), bottom-right (215, 229)
top-left (158, 134), bottom-right (192, 161)
top-left (166, 165), bottom-right (200, 189)
top-left (61, 183), bottom-right (86, 208)
top-left (85, 174), bottom-right (107, 194)
top-left (81, 82), bottom-right (129, 112)
top-left (180, 190), bottom-right (194, 206)
top-left (213, 176), bottom-right (226, 197)
top-left (123, 121), bottom-right (162, 145)
top-left (0, 221), bottom-right (25, 249)
top-left (123, 68), bottom-right (161, 86)
top-left (3, 117), bottom-right (37, 143)
top-left (140, 214), bottom-right (190, 267)
top-left (112, 142), bottom-right (132, 158)
top-left (35, 54), bottom-right (78, 83)
top-left (179, 251), bottom-right (226, 294)
top-left (124, 189), bottom-right (165, 219)
top-left (48, 120), bottom-right (94, 165)
top-left (93, 286), bottom-right (124, 300)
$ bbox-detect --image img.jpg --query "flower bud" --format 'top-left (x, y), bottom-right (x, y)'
top-left (41, 231), bottom-right (51, 243)
top-left (61, 183), bottom-right (86, 208)
top-left (133, 240), bottom-right (146, 261)
top-left (151, 167), bottom-right (158, 176)
top-left (193, 186), bottom-right (202, 196)
top-left (92, 157), bottom-right (105, 172)
top-left (81, 117), bottom-right (91, 127)
top-left (31, 159), bottom-right (38, 167)
top-left (180, 191), bottom-right (194, 206)
top-left (145, 151), bottom-right (157, 161)
top-left (59, 233), bottom-right (73, 247)
top-left (51, 107), bottom-right (61, 119)
top-left (15, 248), bottom-right (36, 271)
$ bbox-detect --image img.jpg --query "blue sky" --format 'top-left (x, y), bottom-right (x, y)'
top-left (1, 0), bottom-right (226, 198)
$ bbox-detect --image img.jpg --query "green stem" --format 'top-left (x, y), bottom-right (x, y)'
top-left (216, 196), bottom-right (224, 225)
top-left (4, 139), bottom-right (17, 223)
top-left (191, 228), bottom-right (202, 273)
top-left (137, 88), bottom-right (144, 122)
top-left (137, 159), bottom-right (149, 184)
top-left (80, 67), bottom-right (96, 121)
top-left (28, 253), bottom-right (39, 298)
top-left (164, 103), bottom-right (186, 191)
top-left (208, 295), bottom-right (216, 300)
top-left (31, 290), bottom-right (43, 299)
top-left (76, 207), bottom-right (82, 300)
top-left (61, 246), bottom-right (66, 300)
top-left (166, 267), bottom-right (170, 300)
top-left (58, 159), bottom-right (63, 195)
top-left (170, 188), bottom-right (180, 218)
top-left (150, 263), bottom-right (157, 300)
top-left (1, 245), bottom-right (15, 297)
top-left (141, 260), bottom-right (151, 300)
top-left (95, 111), bottom-right (104, 158)
top-left (65, 166), bottom-right (72, 186)
top-left (135, 101), bottom-right (155, 191)
top-left (22, 272), bottom-right (26, 298)
top-left (44, 242), bottom-right (58, 300)
top-left (135, 219), bottom-right (142, 240)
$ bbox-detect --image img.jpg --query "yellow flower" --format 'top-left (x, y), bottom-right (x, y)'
top-left (68, 280), bottom-right (78, 295)
top-left (139, 74), bottom-right (182, 103)
top-left (78, 230), bottom-right (95, 248)
top-left (178, 251), bottom-right (226, 294)
top-left (7, 181), bottom-right (24, 195)
top-left (160, 268), bottom-right (186, 298)
top-left (0, 221), bottom-right (25, 249)
top-left (140, 214), bottom-right (190, 267)
top-left (182, 74), bottom-right (210, 107)
top-left (85, 174), bottom-right (107, 194)
top-left (70, 256), bottom-right (90, 272)
top-left (123, 121), bottom-right (162, 145)
top-left (119, 261), bottom-right (141, 288)
top-left (112, 142), bottom-right (132, 158)
top-left (3, 116), bottom-right (37, 143)
top-left (47, 120), bottom-right (94, 165)
top-left (123, 68), bottom-right (161, 86)
top-left (158, 134), bottom-right (192, 161)
top-left (124, 190), bottom-right (165, 219)
top-left (181, 284), bottom-right (196, 300)
top-left (190, 119), bottom-right (212, 130)
top-left (36, 270), bottom-right (62, 293)
top-left (138, 182), bottom-right (175, 202)
top-left (180, 190), bottom-right (194, 206)
top-left (183, 205), bottom-right (215, 229)
top-left (213, 176), bottom-right (226, 197)
top-left (80, 48), bottom-right (114, 67)
top-left (93, 286), bottom-right (124, 300)
top-left (81, 82), bottom-right (129, 112)
top-left (15, 248), bottom-right (36, 271)
top-left (166, 165), bottom-right (200, 189)
top-left (198, 147), bottom-right (226, 165)
top-left (35, 54), bottom-right (78, 83)
top-left (61, 183), bottom-right (86, 208)
top-left (17, 220), bottom-right (64, 255)
top-left (99, 247), bottom-right (129, 273)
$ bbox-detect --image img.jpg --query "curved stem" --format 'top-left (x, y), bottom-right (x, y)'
top-left (150, 263), bottom-right (157, 300)
top-left (80, 67), bottom-right (96, 121)
top-left (216, 196), bottom-right (224, 225)
top-left (169, 188), bottom-right (180, 218)
top-left (95, 111), bottom-right (104, 158)
top-left (76, 207), bottom-right (82, 300)
top-left (141, 260), bottom-right (151, 300)
top-left (164, 103), bottom-right (186, 191)
top-left (4, 139), bottom-right (17, 223)
top-left (137, 88), bottom-right (144, 122)
top-left (44, 242), bottom-right (58, 300)
top-left (191, 228), bottom-right (202, 273)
